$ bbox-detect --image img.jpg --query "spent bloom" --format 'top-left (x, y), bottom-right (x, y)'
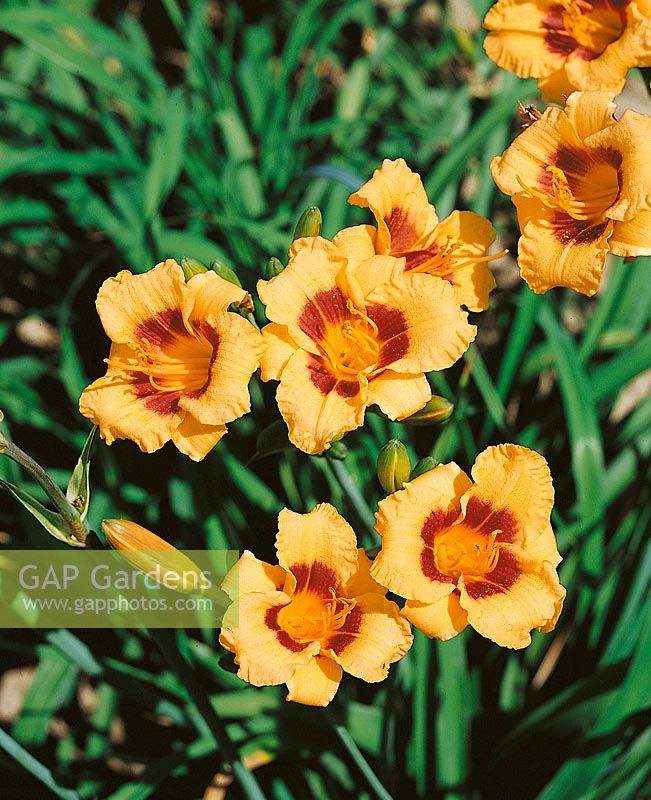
top-left (371, 444), bottom-right (566, 649)
top-left (347, 158), bottom-right (500, 312)
top-left (491, 92), bottom-right (651, 296)
top-left (219, 504), bottom-right (413, 706)
top-left (257, 237), bottom-right (476, 454)
top-left (483, 0), bottom-right (651, 102)
top-left (80, 259), bottom-right (264, 461)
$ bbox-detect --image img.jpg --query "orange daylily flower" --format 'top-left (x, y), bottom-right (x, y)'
top-left (491, 92), bottom-right (651, 296)
top-left (219, 504), bottom-right (413, 707)
top-left (80, 259), bottom-right (264, 461)
top-left (484, 0), bottom-right (651, 102)
top-left (257, 237), bottom-right (476, 454)
top-left (347, 158), bottom-right (501, 312)
top-left (371, 444), bottom-right (566, 649)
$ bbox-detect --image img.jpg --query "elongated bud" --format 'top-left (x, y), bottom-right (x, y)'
top-left (264, 256), bottom-right (285, 279)
top-left (377, 439), bottom-right (411, 494)
top-left (210, 259), bottom-right (242, 288)
top-left (102, 520), bottom-right (208, 594)
top-left (401, 396), bottom-right (453, 426)
top-left (292, 206), bottom-right (322, 241)
top-left (180, 256), bottom-right (208, 280)
top-left (410, 456), bottom-right (438, 481)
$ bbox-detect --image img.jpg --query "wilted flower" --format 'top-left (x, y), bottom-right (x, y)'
top-left (484, 0), bottom-right (651, 102)
top-left (346, 158), bottom-right (500, 312)
top-left (371, 444), bottom-right (566, 649)
top-left (257, 237), bottom-right (475, 454)
top-left (491, 92), bottom-right (651, 296)
top-left (219, 504), bottom-right (413, 706)
top-left (80, 259), bottom-right (264, 461)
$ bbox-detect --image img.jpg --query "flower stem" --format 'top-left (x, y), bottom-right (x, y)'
top-left (3, 440), bottom-right (87, 542)
top-left (328, 458), bottom-right (378, 542)
top-left (149, 629), bottom-right (267, 800)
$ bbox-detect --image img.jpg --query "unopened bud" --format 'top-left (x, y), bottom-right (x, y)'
top-left (401, 396), bottom-right (453, 426)
top-left (180, 257), bottom-right (208, 280)
top-left (292, 206), bottom-right (322, 241)
top-left (410, 456), bottom-right (438, 481)
top-left (210, 259), bottom-right (242, 288)
top-left (377, 439), bottom-right (411, 494)
top-left (327, 440), bottom-right (348, 460)
top-left (264, 256), bottom-right (285, 279)
top-left (102, 519), bottom-right (208, 594)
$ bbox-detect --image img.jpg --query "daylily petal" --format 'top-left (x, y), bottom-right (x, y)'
top-left (514, 194), bottom-right (612, 296)
top-left (331, 224), bottom-right (378, 261)
top-left (538, 67), bottom-right (574, 103)
top-left (95, 260), bottom-right (190, 344)
top-left (79, 344), bottom-right (182, 453)
top-left (344, 549), bottom-right (388, 597)
top-left (461, 443), bottom-right (560, 565)
top-left (349, 158), bottom-right (437, 254)
top-left (402, 594), bottom-right (469, 640)
top-left (324, 592), bottom-right (413, 682)
top-left (564, 91), bottom-right (616, 141)
top-left (178, 312), bottom-right (263, 426)
top-left (585, 109), bottom-right (651, 221)
top-left (187, 269), bottom-right (249, 316)
top-left (372, 464), bottom-right (473, 602)
top-left (221, 550), bottom-right (286, 600)
top-left (565, 6), bottom-right (651, 95)
top-left (341, 255), bottom-right (404, 308)
top-left (431, 211), bottom-right (497, 311)
top-left (275, 504), bottom-right (359, 593)
top-left (366, 272), bottom-right (476, 374)
top-left (286, 656), bottom-right (343, 706)
top-left (171, 414), bottom-right (227, 461)
top-left (259, 323), bottom-right (298, 382)
top-left (458, 552), bottom-right (566, 649)
top-left (275, 348), bottom-right (366, 454)
top-left (483, 0), bottom-right (568, 79)
top-left (257, 237), bottom-right (346, 353)
top-left (367, 371), bottom-right (430, 421)
top-left (610, 211), bottom-right (651, 258)
top-left (220, 590), bottom-right (319, 686)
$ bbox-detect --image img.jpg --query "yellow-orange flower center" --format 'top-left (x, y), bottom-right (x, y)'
top-left (107, 320), bottom-right (214, 394)
top-left (518, 155), bottom-right (620, 224)
top-left (320, 300), bottom-right (380, 378)
top-left (434, 527), bottom-right (502, 580)
top-left (560, 0), bottom-right (624, 54)
top-left (278, 588), bottom-right (356, 643)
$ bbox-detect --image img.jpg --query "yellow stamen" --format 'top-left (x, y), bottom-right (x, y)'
top-left (319, 299), bottom-right (381, 379)
top-left (434, 528), bottom-right (503, 579)
top-left (278, 588), bottom-right (356, 643)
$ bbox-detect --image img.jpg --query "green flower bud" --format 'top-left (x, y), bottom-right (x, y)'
top-left (377, 439), bottom-right (411, 494)
top-left (180, 256), bottom-right (208, 280)
top-left (401, 396), bottom-right (454, 426)
top-left (292, 206), bottom-right (322, 241)
top-left (327, 440), bottom-right (348, 460)
top-left (263, 256), bottom-right (285, 280)
top-left (410, 456), bottom-right (438, 481)
top-left (209, 259), bottom-right (242, 288)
